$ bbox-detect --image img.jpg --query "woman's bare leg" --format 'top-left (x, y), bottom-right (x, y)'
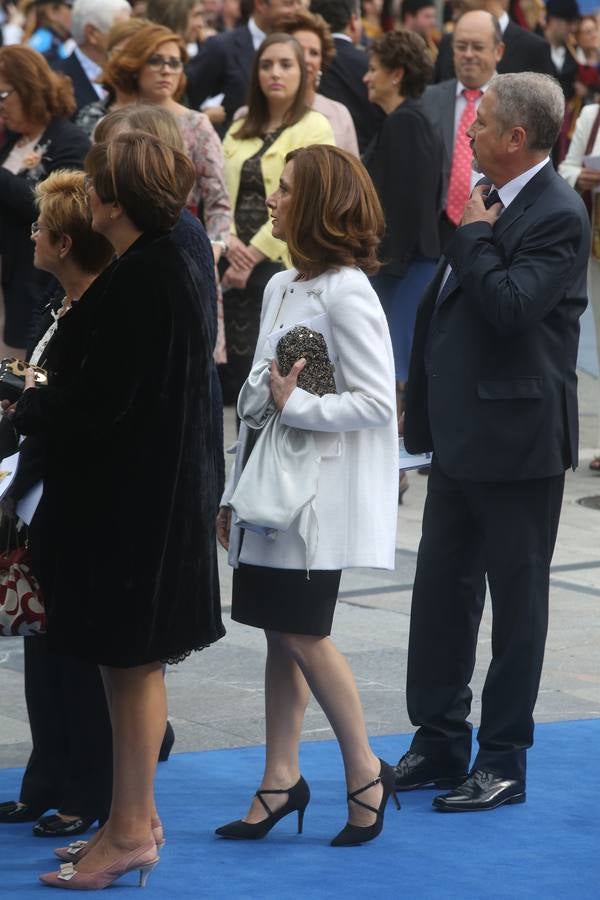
top-left (73, 661), bottom-right (165, 873)
top-left (244, 633), bottom-right (310, 823)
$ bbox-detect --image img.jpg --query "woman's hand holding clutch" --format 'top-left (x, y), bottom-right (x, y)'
top-left (269, 358), bottom-right (306, 411)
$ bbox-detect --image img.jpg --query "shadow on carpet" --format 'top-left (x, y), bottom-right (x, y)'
top-left (1, 719), bottom-right (599, 899)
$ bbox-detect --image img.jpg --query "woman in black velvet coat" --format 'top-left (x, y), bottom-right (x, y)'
top-left (13, 132), bottom-right (224, 891)
top-left (0, 45), bottom-right (90, 349)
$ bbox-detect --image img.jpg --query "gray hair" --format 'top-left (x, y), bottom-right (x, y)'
top-left (488, 72), bottom-right (565, 152)
top-left (71, 0), bottom-right (132, 46)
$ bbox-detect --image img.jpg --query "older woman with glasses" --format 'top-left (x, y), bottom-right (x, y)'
top-left (0, 45), bottom-right (89, 352)
top-left (103, 23), bottom-right (231, 266)
top-left (0, 169), bottom-right (115, 839)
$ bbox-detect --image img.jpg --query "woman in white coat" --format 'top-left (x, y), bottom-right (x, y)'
top-left (216, 145), bottom-right (400, 847)
top-left (559, 104), bottom-right (600, 471)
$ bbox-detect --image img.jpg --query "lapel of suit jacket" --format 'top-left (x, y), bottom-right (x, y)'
top-left (234, 26), bottom-right (255, 75)
top-left (442, 80), bottom-right (457, 159)
top-left (435, 162), bottom-right (557, 309)
top-left (492, 161), bottom-right (556, 242)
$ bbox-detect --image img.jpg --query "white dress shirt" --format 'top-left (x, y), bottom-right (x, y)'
top-left (73, 46), bottom-right (106, 100)
top-left (248, 16), bottom-right (266, 51)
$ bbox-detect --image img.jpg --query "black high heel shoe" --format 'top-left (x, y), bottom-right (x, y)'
top-left (215, 776), bottom-right (310, 840)
top-left (331, 759), bottom-right (400, 847)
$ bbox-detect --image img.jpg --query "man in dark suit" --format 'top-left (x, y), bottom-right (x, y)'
top-left (422, 10), bottom-right (504, 245)
top-left (52, 0), bottom-right (131, 113)
top-left (186, 0), bottom-right (302, 129)
top-left (310, 0), bottom-right (382, 153)
top-left (434, 0), bottom-right (554, 82)
top-left (395, 72), bottom-right (589, 811)
top-left (544, 0), bottom-right (580, 99)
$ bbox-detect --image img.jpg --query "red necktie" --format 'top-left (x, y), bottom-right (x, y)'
top-left (446, 88), bottom-right (483, 226)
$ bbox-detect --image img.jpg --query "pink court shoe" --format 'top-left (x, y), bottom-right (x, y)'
top-left (55, 817), bottom-right (165, 862)
top-left (40, 840), bottom-right (159, 890)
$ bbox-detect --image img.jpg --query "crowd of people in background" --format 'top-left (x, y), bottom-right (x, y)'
top-left (0, 0), bottom-right (598, 891)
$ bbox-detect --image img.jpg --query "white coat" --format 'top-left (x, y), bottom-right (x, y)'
top-left (222, 266), bottom-right (399, 571)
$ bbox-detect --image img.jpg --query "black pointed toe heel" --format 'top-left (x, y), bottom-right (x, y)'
top-left (215, 776), bottom-right (310, 840)
top-left (331, 759), bottom-right (400, 847)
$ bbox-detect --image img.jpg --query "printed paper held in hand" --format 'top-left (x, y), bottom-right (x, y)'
top-left (399, 437), bottom-right (431, 471)
top-left (0, 451), bottom-right (19, 501)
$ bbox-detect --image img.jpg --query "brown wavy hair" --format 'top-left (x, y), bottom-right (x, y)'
top-left (370, 29), bottom-right (433, 99)
top-left (233, 33), bottom-right (308, 140)
top-left (275, 9), bottom-right (336, 72)
top-left (283, 145), bottom-right (383, 277)
top-left (102, 24), bottom-right (188, 101)
top-left (85, 131), bottom-right (195, 232)
top-left (0, 45), bottom-right (75, 125)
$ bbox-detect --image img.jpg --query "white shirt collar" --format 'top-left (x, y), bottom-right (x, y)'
top-left (73, 45), bottom-right (106, 100)
top-left (455, 77), bottom-right (495, 98)
top-left (498, 11), bottom-right (510, 33)
top-left (332, 32), bottom-right (353, 42)
top-left (248, 16), bottom-right (266, 51)
top-left (494, 157), bottom-right (551, 209)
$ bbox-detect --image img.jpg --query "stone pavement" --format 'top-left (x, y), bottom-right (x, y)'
top-left (0, 373), bottom-right (599, 770)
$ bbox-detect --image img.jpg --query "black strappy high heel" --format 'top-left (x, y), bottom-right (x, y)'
top-left (215, 776), bottom-right (310, 840)
top-left (331, 759), bottom-right (400, 847)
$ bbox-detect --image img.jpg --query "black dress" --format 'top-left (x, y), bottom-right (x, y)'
top-left (13, 232), bottom-right (225, 667)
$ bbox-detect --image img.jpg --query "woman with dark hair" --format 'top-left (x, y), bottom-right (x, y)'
top-left (221, 32), bottom-right (334, 400)
top-left (216, 144), bottom-right (399, 847)
top-left (12, 131), bottom-right (224, 890)
top-left (0, 169), bottom-right (114, 839)
top-left (0, 44), bottom-right (89, 351)
top-left (363, 29), bottom-right (442, 473)
top-left (261, 10), bottom-right (359, 154)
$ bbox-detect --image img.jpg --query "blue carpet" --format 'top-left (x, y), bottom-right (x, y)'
top-left (1, 720), bottom-right (599, 899)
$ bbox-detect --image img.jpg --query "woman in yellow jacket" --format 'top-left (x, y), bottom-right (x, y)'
top-left (220, 32), bottom-right (334, 400)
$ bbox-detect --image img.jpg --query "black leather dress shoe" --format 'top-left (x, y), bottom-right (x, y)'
top-left (33, 813), bottom-right (98, 837)
top-left (433, 769), bottom-right (525, 812)
top-left (0, 800), bottom-right (47, 823)
top-left (394, 751), bottom-right (467, 791)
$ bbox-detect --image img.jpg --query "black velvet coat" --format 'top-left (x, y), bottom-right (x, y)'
top-left (13, 232), bottom-right (225, 667)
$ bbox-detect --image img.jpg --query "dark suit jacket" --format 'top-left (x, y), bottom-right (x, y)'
top-left (0, 117), bottom-right (90, 347)
top-left (550, 44), bottom-right (578, 100)
top-left (421, 79), bottom-right (459, 210)
top-left (434, 21), bottom-right (554, 82)
top-left (319, 37), bottom-right (383, 154)
top-left (53, 51), bottom-right (100, 113)
top-left (404, 162), bottom-right (589, 481)
top-left (186, 25), bottom-right (255, 129)
top-left (364, 98), bottom-right (442, 275)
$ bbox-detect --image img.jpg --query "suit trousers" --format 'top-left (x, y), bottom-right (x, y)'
top-left (19, 636), bottom-right (112, 820)
top-left (406, 456), bottom-right (565, 780)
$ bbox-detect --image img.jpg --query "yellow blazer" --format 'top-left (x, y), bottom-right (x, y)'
top-left (223, 109), bottom-right (335, 262)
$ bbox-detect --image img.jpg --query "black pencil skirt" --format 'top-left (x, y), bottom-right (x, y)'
top-left (232, 563), bottom-right (342, 636)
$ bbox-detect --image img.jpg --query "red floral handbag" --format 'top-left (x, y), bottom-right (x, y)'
top-left (0, 545), bottom-right (46, 636)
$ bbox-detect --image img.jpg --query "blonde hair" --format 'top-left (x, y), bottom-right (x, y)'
top-left (34, 170), bottom-right (114, 273)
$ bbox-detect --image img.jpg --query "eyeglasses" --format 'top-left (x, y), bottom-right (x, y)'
top-left (0, 88), bottom-right (15, 103)
top-left (146, 55), bottom-right (183, 71)
top-left (31, 221), bottom-right (52, 236)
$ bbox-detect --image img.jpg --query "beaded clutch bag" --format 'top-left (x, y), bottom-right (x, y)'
top-left (276, 325), bottom-right (337, 398)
